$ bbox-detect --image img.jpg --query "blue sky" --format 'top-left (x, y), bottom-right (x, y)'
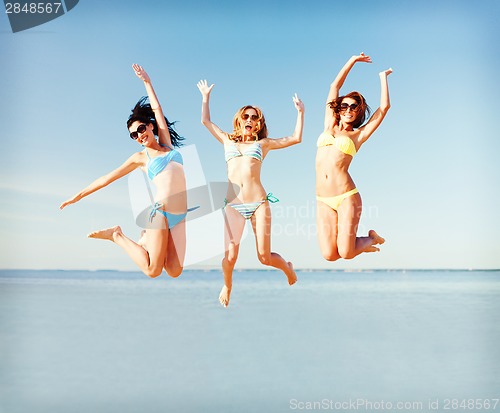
top-left (1, 0), bottom-right (499, 270)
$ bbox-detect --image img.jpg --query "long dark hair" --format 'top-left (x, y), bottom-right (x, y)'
top-left (126, 97), bottom-right (184, 147)
top-left (328, 91), bottom-right (371, 129)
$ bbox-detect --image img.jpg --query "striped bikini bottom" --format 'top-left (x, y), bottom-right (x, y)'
top-left (224, 193), bottom-right (279, 220)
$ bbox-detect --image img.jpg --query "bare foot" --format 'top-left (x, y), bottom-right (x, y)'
top-left (219, 285), bottom-right (232, 308)
top-left (369, 230), bottom-right (385, 245)
top-left (87, 226), bottom-right (121, 241)
top-left (285, 262), bottom-right (297, 286)
top-left (364, 245), bottom-right (380, 253)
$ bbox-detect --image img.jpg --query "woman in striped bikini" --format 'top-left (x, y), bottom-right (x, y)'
top-left (197, 79), bottom-right (304, 307)
top-left (316, 52), bottom-right (392, 261)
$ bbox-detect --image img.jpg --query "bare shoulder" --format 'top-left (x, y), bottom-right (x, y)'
top-left (350, 129), bottom-right (365, 149)
top-left (128, 149), bottom-right (147, 165)
top-left (221, 132), bottom-right (234, 144)
top-left (325, 118), bottom-right (337, 132)
top-left (257, 137), bottom-right (276, 150)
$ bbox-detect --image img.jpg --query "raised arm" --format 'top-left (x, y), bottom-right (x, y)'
top-left (59, 153), bottom-right (141, 210)
top-left (357, 68), bottom-right (392, 145)
top-left (132, 64), bottom-right (172, 147)
top-left (325, 52), bottom-right (372, 129)
top-left (197, 79), bottom-right (227, 143)
top-left (264, 94), bottom-right (305, 151)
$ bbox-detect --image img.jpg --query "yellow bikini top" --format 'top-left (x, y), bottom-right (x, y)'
top-left (317, 132), bottom-right (357, 157)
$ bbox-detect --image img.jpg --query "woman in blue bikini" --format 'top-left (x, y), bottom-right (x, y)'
top-left (316, 52), bottom-right (392, 261)
top-left (60, 65), bottom-right (188, 278)
top-left (197, 79), bottom-right (304, 307)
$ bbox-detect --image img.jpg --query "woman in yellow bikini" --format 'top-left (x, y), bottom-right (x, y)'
top-left (316, 52), bottom-right (392, 261)
top-left (197, 80), bottom-right (304, 307)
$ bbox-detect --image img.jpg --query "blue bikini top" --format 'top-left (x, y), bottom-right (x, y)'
top-left (145, 145), bottom-right (183, 180)
top-left (224, 141), bottom-right (263, 162)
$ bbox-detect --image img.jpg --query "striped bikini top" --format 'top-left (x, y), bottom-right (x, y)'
top-left (145, 145), bottom-right (183, 180)
top-left (317, 132), bottom-right (357, 157)
top-left (224, 141), bottom-right (263, 162)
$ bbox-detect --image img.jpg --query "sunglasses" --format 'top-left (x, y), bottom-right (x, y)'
top-left (129, 124), bottom-right (147, 139)
top-left (242, 114), bottom-right (258, 121)
top-left (339, 103), bottom-right (359, 112)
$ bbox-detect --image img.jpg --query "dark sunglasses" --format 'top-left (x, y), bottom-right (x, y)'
top-left (129, 124), bottom-right (147, 139)
top-left (242, 114), bottom-right (258, 121)
top-left (339, 103), bottom-right (359, 112)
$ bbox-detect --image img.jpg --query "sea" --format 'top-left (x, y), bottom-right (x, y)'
top-left (1, 269), bottom-right (499, 413)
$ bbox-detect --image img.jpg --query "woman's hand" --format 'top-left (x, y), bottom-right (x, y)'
top-left (132, 64), bottom-right (151, 83)
top-left (59, 195), bottom-right (81, 210)
top-left (197, 79), bottom-right (214, 100)
top-left (292, 93), bottom-right (305, 113)
top-left (380, 67), bottom-right (393, 77)
top-left (353, 52), bottom-right (372, 64)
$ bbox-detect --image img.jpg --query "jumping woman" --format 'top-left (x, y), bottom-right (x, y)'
top-left (197, 79), bottom-right (304, 307)
top-left (61, 65), bottom-right (188, 278)
top-left (316, 53), bottom-right (392, 261)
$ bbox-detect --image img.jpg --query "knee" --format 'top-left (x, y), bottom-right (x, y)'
top-left (166, 266), bottom-right (183, 278)
top-left (224, 254), bottom-right (238, 268)
top-left (338, 247), bottom-right (355, 260)
top-left (145, 266), bottom-right (163, 278)
top-left (222, 256), bottom-right (236, 274)
top-left (322, 251), bottom-right (341, 262)
top-left (320, 245), bottom-right (341, 261)
top-left (225, 244), bottom-right (239, 266)
top-left (257, 252), bottom-right (271, 266)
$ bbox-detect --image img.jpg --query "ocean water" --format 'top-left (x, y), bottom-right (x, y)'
top-left (0, 269), bottom-right (499, 413)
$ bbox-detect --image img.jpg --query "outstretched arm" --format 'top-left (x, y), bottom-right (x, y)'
top-left (197, 80), bottom-right (227, 143)
top-left (325, 52), bottom-right (372, 129)
top-left (358, 68), bottom-right (392, 145)
top-left (59, 153), bottom-right (141, 210)
top-left (132, 64), bottom-right (172, 147)
top-left (265, 94), bottom-right (305, 151)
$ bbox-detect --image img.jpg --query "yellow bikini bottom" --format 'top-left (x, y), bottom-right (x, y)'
top-left (316, 188), bottom-right (359, 211)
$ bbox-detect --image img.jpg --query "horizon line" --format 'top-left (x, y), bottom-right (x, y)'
top-left (1, 268), bottom-right (499, 272)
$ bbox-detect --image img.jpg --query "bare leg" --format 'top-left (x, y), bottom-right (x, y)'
top-left (316, 201), bottom-right (342, 261)
top-left (251, 202), bottom-right (297, 285)
top-left (88, 225), bottom-right (167, 278)
top-left (164, 220), bottom-right (186, 278)
top-left (336, 193), bottom-right (384, 260)
top-left (220, 206), bottom-right (246, 307)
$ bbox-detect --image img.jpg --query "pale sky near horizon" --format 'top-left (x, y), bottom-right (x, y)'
top-left (1, 0), bottom-right (499, 270)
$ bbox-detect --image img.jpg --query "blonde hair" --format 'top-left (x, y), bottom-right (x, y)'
top-left (229, 105), bottom-right (268, 142)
